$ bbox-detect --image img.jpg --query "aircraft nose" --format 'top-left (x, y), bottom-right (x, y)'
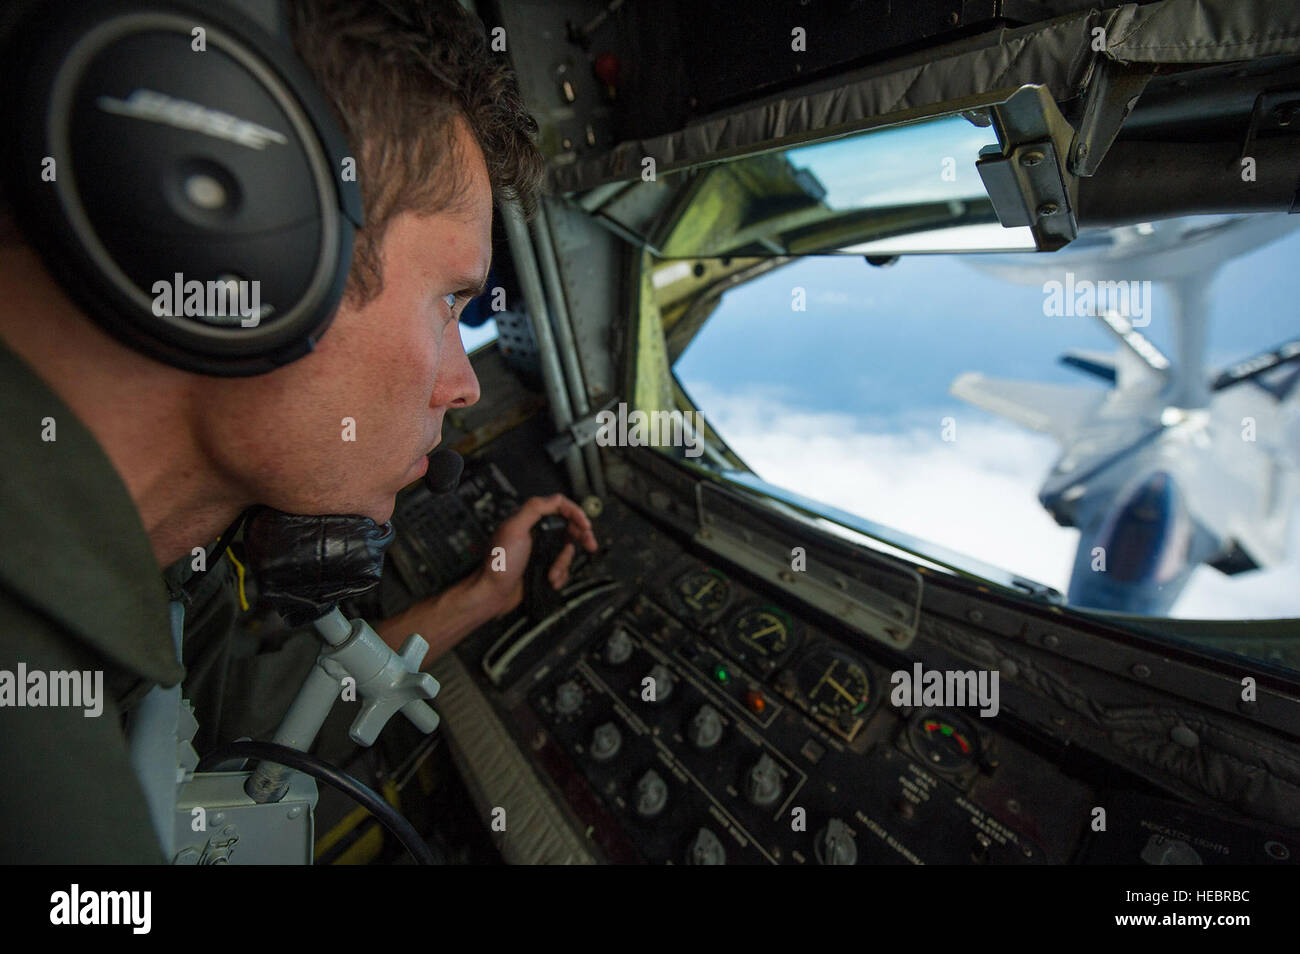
top-left (1124, 471), bottom-right (1176, 525)
top-left (1068, 470), bottom-right (1200, 614)
top-left (1096, 470), bottom-right (1189, 585)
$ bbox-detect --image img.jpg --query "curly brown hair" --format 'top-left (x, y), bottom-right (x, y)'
top-left (289, 0), bottom-right (544, 303)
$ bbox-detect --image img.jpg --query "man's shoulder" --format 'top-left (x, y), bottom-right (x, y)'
top-left (0, 583), bottom-right (157, 709)
top-left (0, 341), bottom-right (176, 862)
top-left (0, 589), bottom-right (166, 863)
top-left (0, 340), bottom-right (182, 688)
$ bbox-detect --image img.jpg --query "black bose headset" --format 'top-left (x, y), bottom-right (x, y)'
top-left (1, 0), bottom-right (363, 375)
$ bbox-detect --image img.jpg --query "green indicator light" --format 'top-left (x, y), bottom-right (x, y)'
top-left (715, 666), bottom-right (729, 683)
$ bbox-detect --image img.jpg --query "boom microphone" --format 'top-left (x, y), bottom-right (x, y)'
top-left (424, 447), bottom-right (464, 495)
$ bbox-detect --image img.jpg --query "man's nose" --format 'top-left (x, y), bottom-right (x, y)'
top-left (439, 324), bottom-right (481, 408)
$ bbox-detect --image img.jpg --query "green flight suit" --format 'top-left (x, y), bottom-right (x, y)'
top-left (0, 341), bottom-right (380, 863)
top-left (0, 341), bottom-right (178, 863)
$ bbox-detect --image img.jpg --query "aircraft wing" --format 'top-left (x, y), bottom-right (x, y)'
top-left (950, 372), bottom-right (1103, 442)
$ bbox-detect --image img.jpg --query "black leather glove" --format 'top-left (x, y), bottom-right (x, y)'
top-left (242, 507), bottom-right (395, 627)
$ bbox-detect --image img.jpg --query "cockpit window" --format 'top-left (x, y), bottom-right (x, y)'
top-left (671, 215), bottom-right (1300, 632)
top-left (655, 113), bottom-right (1036, 258)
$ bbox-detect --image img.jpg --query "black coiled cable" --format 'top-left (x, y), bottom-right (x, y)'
top-left (197, 739), bottom-right (438, 866)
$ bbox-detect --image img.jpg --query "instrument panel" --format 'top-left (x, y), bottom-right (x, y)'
top-left (436, 475), bottom-right (1299, 866)
top-left (671, 563), bottom-right (876, 741)
top-left (510, 549), bottom-right (1069, 864)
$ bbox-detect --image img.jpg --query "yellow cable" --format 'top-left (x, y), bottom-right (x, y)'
top-left (225, 548), bottom-right (250, 611)
top-left (315, 779), bottom-right (403, 865)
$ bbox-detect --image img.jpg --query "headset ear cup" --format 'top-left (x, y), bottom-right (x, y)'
top-left (2, 0), bottom-right (362, 376)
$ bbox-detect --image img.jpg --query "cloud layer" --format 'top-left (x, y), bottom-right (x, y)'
top-left (688, 382), bottom-right (1300, 620)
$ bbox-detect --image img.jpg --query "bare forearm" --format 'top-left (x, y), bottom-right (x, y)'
top-left (374, 492), bottom-right (597, 670)
top-left (374, 572), bottom-right (504, 671)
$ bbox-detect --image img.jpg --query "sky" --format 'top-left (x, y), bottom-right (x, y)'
top-left (672, 218), bottom-right (1300, 621)
top-left (786, 114), bottom-right (998, 211)
top-left (461, 316), bottom-right (499, 354)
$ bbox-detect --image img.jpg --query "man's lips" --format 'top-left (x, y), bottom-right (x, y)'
top-left (415, 435), bottom-right (441, 467)
top-left (407, 435), bottom-right (442, 477)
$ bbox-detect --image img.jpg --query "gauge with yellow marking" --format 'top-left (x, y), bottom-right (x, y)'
top-left (725, 603), bottom-right (799, 668)
top-left (794, 647), bottom-right (873, 739)
top-left (673, 567), bottom-right (730, 622)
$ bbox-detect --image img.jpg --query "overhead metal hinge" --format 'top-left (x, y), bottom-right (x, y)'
top-left (976, 85), bottom-right (1080, 252)
top-left (1068, 58), bottom-right (1155, 177)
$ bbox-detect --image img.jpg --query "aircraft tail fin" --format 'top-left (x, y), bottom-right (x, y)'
top-left (1277, 364), bottom-right (1300, 402)
top-left (1093, 309), bottom-right (1172, 376)
top-left (1210, 337), bottom-right (1300, 399)
top-left (1060, 351), bottom-right (1116, 384)
top-left (1061, 345), bottom-right (1167, 392)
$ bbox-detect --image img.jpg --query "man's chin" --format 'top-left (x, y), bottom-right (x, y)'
top-left (257, 489), bottom-right (395, 525)
top-left (362, 497), bottom-right (397, 526)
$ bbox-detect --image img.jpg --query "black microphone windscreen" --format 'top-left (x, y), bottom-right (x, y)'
top-left (424, 448), bottom-right (464, 495)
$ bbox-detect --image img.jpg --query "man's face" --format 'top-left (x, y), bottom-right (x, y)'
top-left (199, 118), bottom-right (488, 524)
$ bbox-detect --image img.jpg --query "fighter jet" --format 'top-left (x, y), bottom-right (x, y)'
top-left (950, 215), bottom-right (1300, 615)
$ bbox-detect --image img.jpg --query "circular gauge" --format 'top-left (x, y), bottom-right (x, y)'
top-left (726, 604), bottom-right (799, 666)
top-left (674, 567), bottom-right (730, 620)
top-left (795, 647), bottom-right (873, 732)
top-left (907, 709), bottom-right (980, 772)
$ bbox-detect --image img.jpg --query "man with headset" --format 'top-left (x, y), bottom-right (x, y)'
top-left (0, 0), bottom-right (597, 862)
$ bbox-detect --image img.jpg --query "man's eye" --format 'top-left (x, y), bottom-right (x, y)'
top-left (442, 292), bottom-right (458, 313)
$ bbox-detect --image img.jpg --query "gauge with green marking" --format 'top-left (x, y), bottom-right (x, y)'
top-left (907, 709), bottom-right (980, 771)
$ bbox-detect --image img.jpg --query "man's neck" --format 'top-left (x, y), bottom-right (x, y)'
top-left (0, 248), bottom-right (248, 567)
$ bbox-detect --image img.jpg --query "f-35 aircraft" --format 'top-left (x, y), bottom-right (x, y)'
top-left (952, 216), bottom-right (1300, 614)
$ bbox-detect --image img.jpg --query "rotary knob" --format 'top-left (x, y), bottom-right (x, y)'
top-left (688, 705), bottom-right (724, 750)
top-left (745, 753), bottom-right (783, 807)
top-left (604, 627), bottom-right (633, 665)
top-left (590, 722), bottom-right (622, 762)
top-left (645, 663), bottom-right (675, 703)
top-left (815, 818), bottom-right (858, 865)
top-left (635, 769), bottom-right (668, 817)
top-left (554, 680), bottom-right (583, 716)
top-left (687, 828), bottom-right (727, 865)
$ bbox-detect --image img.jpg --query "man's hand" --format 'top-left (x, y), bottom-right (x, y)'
top-left (471, 493), bottom-right (599, 618)
top-left (375, 493), bottom-right (598, 670)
